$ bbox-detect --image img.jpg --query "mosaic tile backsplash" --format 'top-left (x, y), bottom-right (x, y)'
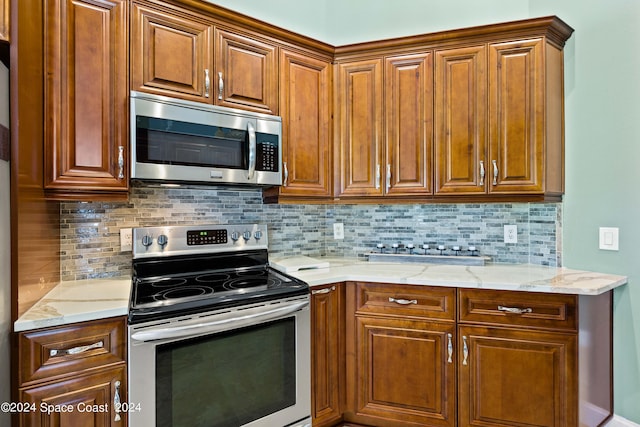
top-left (60, 183), bottom-right (562, 281)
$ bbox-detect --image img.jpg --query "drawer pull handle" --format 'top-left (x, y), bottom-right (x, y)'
top-left (447, 333), bottom-right (453, 364)
top-left (498, 305), bottom-right (533, 315)
top-left (388, 297), bottom-right (417, 305)
top-left (479, 160), bottom-right (485, 186)
top-left (49, 340), bottom-right (104, 357)
top-left (375, 164), bottom-right (381, 190)
top-left (462, 336), bottom-right (469, 365)
top-left (312, 286), bottom-right (336, 295)
top-left (114, 380), bottom-right (122, 422)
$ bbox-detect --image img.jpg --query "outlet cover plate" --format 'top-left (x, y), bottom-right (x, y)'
top-left (333, 223), bottom-right (344, 240)
top-left (599, 227), bottom-right (619, 251)
top-left (504, 225), bottom-right (518, 244)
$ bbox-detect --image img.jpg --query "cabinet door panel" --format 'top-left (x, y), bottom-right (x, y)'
top-left (336, 59), bottom-right (384, 197)
top-left (434, 45), bottom-right (487, 195)
top-left (44, 0), bottom-right (128, 193)
top-left (351, 316), bottom-right (456, 426)
top-left (20, 366), bottom-right (127, 427)
top-left (131, 2), bottom-right (212, 102)
top-left (311, 284), bottom-right (344, 426)
top-left (385, 52), bottom-right (433, 196)
top-left (215, 28), bottom-right (278, 114)
top-left (458, 326), bottom-right (577, 427)
top-left (489, 39), bottom-right (544, 193)
top-left (279, 49), bottom-right (332, 197)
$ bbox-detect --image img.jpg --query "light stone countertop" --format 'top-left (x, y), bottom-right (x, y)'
top-left (13, 258), bottom-right (627, 333)
top-left (14, 277), bottom-right (131, 332)
top-left (272, 257), bottom-right (628, 296)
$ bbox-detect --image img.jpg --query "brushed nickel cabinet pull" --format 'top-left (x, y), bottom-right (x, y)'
top-left (386, 164), bottom-right (391, 191)
top-left (375, 164), bottom-right (381, 190)
top-left (311, 286), bottom-right (336, 295)
top-left (492, 160), bottom-right (498, 186)
top-left (218, 71), bottom-right (224, 100)
top-left (283, 162), bottom-right (289, 187)
top-left (114, 380), bottom-right (122, 422)
top-left (49, 340), bottom-right (104, 357)
top-left (117, 146), bottom-right (124, 179)
top-left (479, 160), bottom-right (485, 186)
top-left (447, 333), bottom-right (453, 364)
top-left (462, 336), bottom-right (469, 365)
top-left (204, 69), bottom-right (210, 98)
top-left (498, 305), bottom-right (533, 314)
top-left (388, 297), bottom-right (417, 305)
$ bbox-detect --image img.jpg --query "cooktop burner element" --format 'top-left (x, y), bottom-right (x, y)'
top-left (128, 224), bottom-right (309, 324)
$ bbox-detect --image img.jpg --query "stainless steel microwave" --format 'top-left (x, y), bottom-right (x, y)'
top-left (130, 91), bottom-right (282, 186)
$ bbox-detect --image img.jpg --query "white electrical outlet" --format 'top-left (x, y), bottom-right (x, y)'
top-left (333, 222), bottom-right (344, 240)
top-left (504, 225), bottom-right (518, 244)
top-left (120, 228), bottom-right (133, 251)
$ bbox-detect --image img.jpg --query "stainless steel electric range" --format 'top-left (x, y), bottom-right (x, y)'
top-left (127, 224), bottom-right (311, 427)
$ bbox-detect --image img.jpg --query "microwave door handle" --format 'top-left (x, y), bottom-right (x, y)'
top-left (247, 122), bottom-right (256, 180)
top-left (130, 300), bottom-right (309, 342)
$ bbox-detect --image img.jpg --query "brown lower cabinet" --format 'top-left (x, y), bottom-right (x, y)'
top-left (16, 316), bottom-right (127, 427)
top-left (312, 282), bottom-right (613, 427)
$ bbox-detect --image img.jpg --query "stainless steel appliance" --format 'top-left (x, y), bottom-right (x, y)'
top-left (128, 224), bottom-right (311, 427)
top-left (130, 91), bottom-right (282, 186)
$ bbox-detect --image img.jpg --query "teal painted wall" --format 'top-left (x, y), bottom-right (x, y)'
top-left (210, 0), bottom-right (640, 421)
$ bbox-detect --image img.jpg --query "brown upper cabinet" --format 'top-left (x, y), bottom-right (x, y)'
top-left (214, 27), bottom-right (279, 114)
top-left (335, 58), bottom-right (384, 197)
top-left (434, 45), bottom-right (487, 195)
top-left (335, 52), bottom-right (433, 199)
top-left (335, 16), bottom-right (572, 203)
top-left (131, 1), bottom-right (213, 102)
top-left (264, 48), bottom-right (332, 201)
top-left (43, 0), bottom-right (129, 200)
top-left (435, 37), bottom-right (563, 198)
top-left (131, 0), bottom-right (279, 114)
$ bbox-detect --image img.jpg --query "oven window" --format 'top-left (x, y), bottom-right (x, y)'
top-left (136, 116), bottom-right (246, 169)
top-left (156, 318), bottom-right (297, 427)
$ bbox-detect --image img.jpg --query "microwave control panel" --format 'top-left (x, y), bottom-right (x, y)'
top-left (256, 133), bottom-right (279, 172)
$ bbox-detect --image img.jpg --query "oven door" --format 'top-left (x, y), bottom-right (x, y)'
top-left (128, 297), bottom-right (311, 427)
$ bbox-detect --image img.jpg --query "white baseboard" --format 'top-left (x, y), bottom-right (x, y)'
top-left (606, 415), bottom-right (640, 427)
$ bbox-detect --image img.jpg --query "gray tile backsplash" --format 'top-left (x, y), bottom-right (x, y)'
top-left (60, 184), bottom-right (561, 281)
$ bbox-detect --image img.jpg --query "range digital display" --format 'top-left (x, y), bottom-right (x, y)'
top-left (186, 229), bottom-right (228, 246)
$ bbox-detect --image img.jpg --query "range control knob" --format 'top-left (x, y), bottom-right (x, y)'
top-left (157, 235), bottom-right (168, 246)
top-left (242, 231), bottom-right (252, 242)
top-left (141, 235), bottom-right (153, 247)
top-left (254, 230), bottom-right (263, 240)
top-left (230, 231), bottom-right (240, 242)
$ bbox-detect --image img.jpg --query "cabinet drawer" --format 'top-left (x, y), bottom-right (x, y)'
top-left (352, 282), bottom-right (455, 321)
top-left (458, 289), bottom-right (577, 331)
top-left (18, 316), bottom-right (126, 386)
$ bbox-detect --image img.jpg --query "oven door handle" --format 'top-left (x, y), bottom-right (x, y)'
top-left (131, 300), bottom-right (309, 342)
